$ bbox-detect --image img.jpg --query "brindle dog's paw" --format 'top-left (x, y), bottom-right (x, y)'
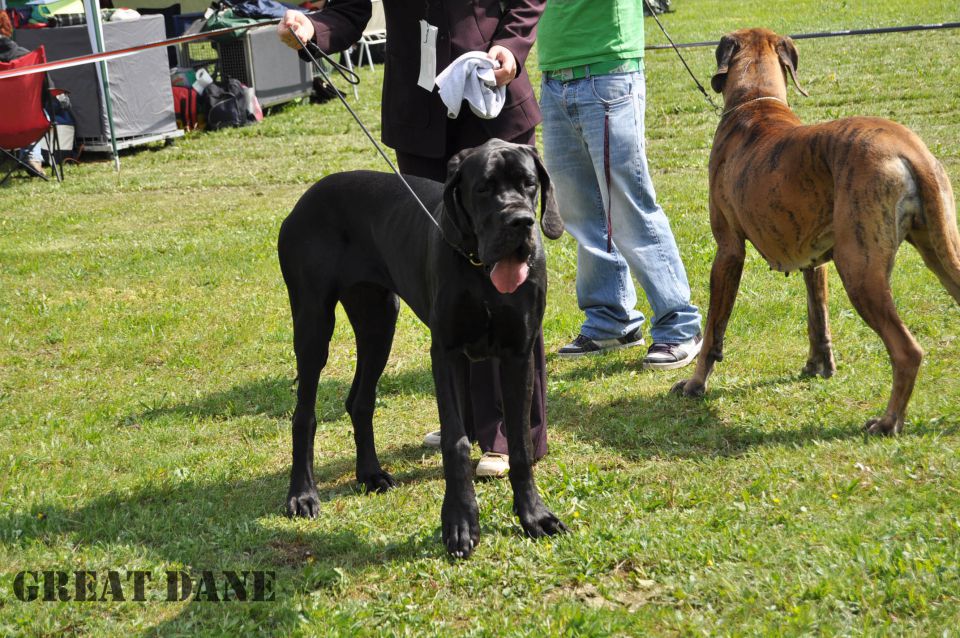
top-left (357, 468), bottom-right (396, 494)
top-left (864, 416), bottom-right (903, 436)
top-left (441, 497), bottom-right (480, 559)
top-left (518, 505), bottom-right (568, 539)
top-left (801, 354), bottom-right (836, 378)
top-left (671, 378), bottom-right (705, 398)
top-left (287, 489), bottom-right (321, 519)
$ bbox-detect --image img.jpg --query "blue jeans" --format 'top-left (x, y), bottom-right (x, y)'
top-left (540, 70), bottom-right (701, 343)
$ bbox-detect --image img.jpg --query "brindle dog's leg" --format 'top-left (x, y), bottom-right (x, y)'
top-left (673, 212), bottom-right (746, 397)
top-left (432, 347), bottom-right (479, 558)
top-left (500, 353), bottom-right (566, 539)
top-left (341, 283), bottom-right (400, 493)
top-left (801, 265), bottom-right (836, 378)
top-left (833, 238), bottom-right (923, 436)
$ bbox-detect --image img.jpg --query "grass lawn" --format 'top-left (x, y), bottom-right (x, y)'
top-left (2, 0), bottom-right (960, 635)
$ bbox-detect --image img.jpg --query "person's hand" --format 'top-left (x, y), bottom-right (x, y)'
top-left (278, 10), bottom-right (315, 50)
top-left (488, 45), bottom-right (517, 86)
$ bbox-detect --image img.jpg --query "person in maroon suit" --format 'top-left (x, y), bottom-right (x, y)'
top-left (278, 0), bottom-right (549, 478)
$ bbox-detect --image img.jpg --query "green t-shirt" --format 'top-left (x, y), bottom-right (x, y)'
top-left (537, 0), bottom-right (645, 71)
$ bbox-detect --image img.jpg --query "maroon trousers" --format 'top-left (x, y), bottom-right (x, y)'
top-left (395, 127), bottom-right (548, 461)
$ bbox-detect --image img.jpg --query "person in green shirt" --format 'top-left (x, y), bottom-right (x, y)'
top-left (538, 1), bottom-right (703, 368)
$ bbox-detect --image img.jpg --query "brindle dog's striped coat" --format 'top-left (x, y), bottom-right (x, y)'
top-left (673, 28), bottom-right (960, 435)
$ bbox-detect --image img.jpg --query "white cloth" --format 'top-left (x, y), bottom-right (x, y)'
top-left (434, 51), bottom-right (506, 120)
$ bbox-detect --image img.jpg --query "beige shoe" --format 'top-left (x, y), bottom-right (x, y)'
top-left (422, 429), bottom-right (441, 448)
top-left (27, 159), bottom-right (45, 176)
top-left (475, 452), bottom-right (509, 478)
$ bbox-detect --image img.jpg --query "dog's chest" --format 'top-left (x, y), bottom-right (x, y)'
top-left (436, 285), bottom-right (535, 360)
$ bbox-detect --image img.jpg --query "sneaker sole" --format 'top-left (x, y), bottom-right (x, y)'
top-left (556, 339), bottom-right (645, 359)
top-left (642, 347), bottom-right (702, 371)
top-left (475, 468), bottom-right (509, 478)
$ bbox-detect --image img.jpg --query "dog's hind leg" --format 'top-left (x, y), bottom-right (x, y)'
top-left (287, 293), bottom-right (336, 519)
top-left (340, 283), bottom-right (400, 493)
top-left (801, 265), bottom-right (836, 378)
top-left (833, 233), bottom-right (923, 436)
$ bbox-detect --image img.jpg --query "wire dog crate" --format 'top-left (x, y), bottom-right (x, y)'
top-left (180, 25), bottom-right (313, 107)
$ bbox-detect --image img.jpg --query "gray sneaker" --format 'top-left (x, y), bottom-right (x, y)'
top-left (557, 327), bottom-right (645, 358)
top-left (641, 334), bottom-right (703, 370)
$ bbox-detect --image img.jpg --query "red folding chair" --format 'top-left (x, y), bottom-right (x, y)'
top-left (0, 46), bottom-right (64, 185)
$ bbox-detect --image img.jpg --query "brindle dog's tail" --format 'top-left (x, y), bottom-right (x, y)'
top-left (905, 149), bottom-right (960, 304)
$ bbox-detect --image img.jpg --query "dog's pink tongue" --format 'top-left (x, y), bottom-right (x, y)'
top-left (490, 256), bottom-right (529, 294)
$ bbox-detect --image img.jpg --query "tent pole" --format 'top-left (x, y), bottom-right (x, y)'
top-left (84, 0), bottom-right (120, 171)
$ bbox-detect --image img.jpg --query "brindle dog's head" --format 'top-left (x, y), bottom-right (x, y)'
top-left (711, 28), bottom-right (808, 107)
top-left (440, 139), bottom-right (564, 294)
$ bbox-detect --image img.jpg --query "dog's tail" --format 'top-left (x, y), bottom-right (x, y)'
top-left (906, 150), bottom-right (960, 304)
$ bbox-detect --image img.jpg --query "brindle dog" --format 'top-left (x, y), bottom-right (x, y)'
top-left (673, 28), bottom-right (960, 435)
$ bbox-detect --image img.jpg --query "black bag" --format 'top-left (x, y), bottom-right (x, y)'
top-left (203, 78), bottom-right (249, 131)
top-left (643, 0), bottom-right (672, 15)
top-left (310, 76), bottom-right (344, 104)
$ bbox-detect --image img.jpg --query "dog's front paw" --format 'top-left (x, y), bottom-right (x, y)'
top-left (864, 415), bottom-right (903, 436)
top-left (287, 488), bottom-right (321, 519)
top-left (441, 496), bottom-right (479, 559)
top-left (357, 468), bottom-right (396, 494)
top-left (671, 378), bottom-right (705, 398)
top-left (517, 503), bottom-right (568, 539)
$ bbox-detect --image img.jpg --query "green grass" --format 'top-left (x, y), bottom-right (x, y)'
top-left (2, 1), bottom-right (960, 635)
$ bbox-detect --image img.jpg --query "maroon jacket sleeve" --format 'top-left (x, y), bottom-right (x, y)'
top-left (490, 0), bottom-right (546, 71)
top-left (305, 0), bottom-right (372, 53)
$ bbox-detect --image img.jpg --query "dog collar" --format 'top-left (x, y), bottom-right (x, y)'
top-left (720, 95), bottom-right (788, 120)
top-left (448, 242), bottom-right (485, 268)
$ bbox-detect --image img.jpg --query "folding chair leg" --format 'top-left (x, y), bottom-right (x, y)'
top-left (343, 49), bottom-right (359, 100)
top-left (363, 42), bottom-right (374, 72)
top-left (0, 146), bottom-right (48, 184)
top-left (0, 163), bottom-right (14, 187)
top-left (47, 125), bottom-right (64, 182)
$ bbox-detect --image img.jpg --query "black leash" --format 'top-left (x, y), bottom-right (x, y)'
top-left (641, 0), bottom-right (721, 114)
top-left (641, 11), bottom-right (960, 115)
top-left (289, 29), bottom-right (442, 231)
top-left (645, 21), bottom-right (960, 51)
top-left (289, 28), bottom-right (486, 265)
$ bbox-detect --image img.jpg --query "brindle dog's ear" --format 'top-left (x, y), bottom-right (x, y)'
top-left (711, 34), bottom-right (739, 94)
top-left (522, 145), bottom-right (564, 240)
top-left (776, 36), bottom-right (808, 96)
top-left (441, 147), bottom-right (477, 249)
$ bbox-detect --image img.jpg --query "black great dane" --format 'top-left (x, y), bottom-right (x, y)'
top-left (277, 139), bottom-right (567, 558)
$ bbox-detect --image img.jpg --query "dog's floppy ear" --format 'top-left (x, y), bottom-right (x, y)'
top-left (441, 147), bottom-right (478, 250)
top-left (521, 145), bottom-right (564, 240)
top-left (711, 34), bottom-right (739, 94)
top-left (776, 36), bottom-right (809, 97)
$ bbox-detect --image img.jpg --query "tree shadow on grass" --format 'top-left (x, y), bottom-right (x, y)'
top-left (2, 445), bottom-right (446, 636)
top-left (129, 367), bottom-right (435, 425)
top-left (129, 355), bottom-right (883, 470)
top-left (14, 359), bottom-right (941, 633)
top-left (547, 353), bottom-right (882, 459)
